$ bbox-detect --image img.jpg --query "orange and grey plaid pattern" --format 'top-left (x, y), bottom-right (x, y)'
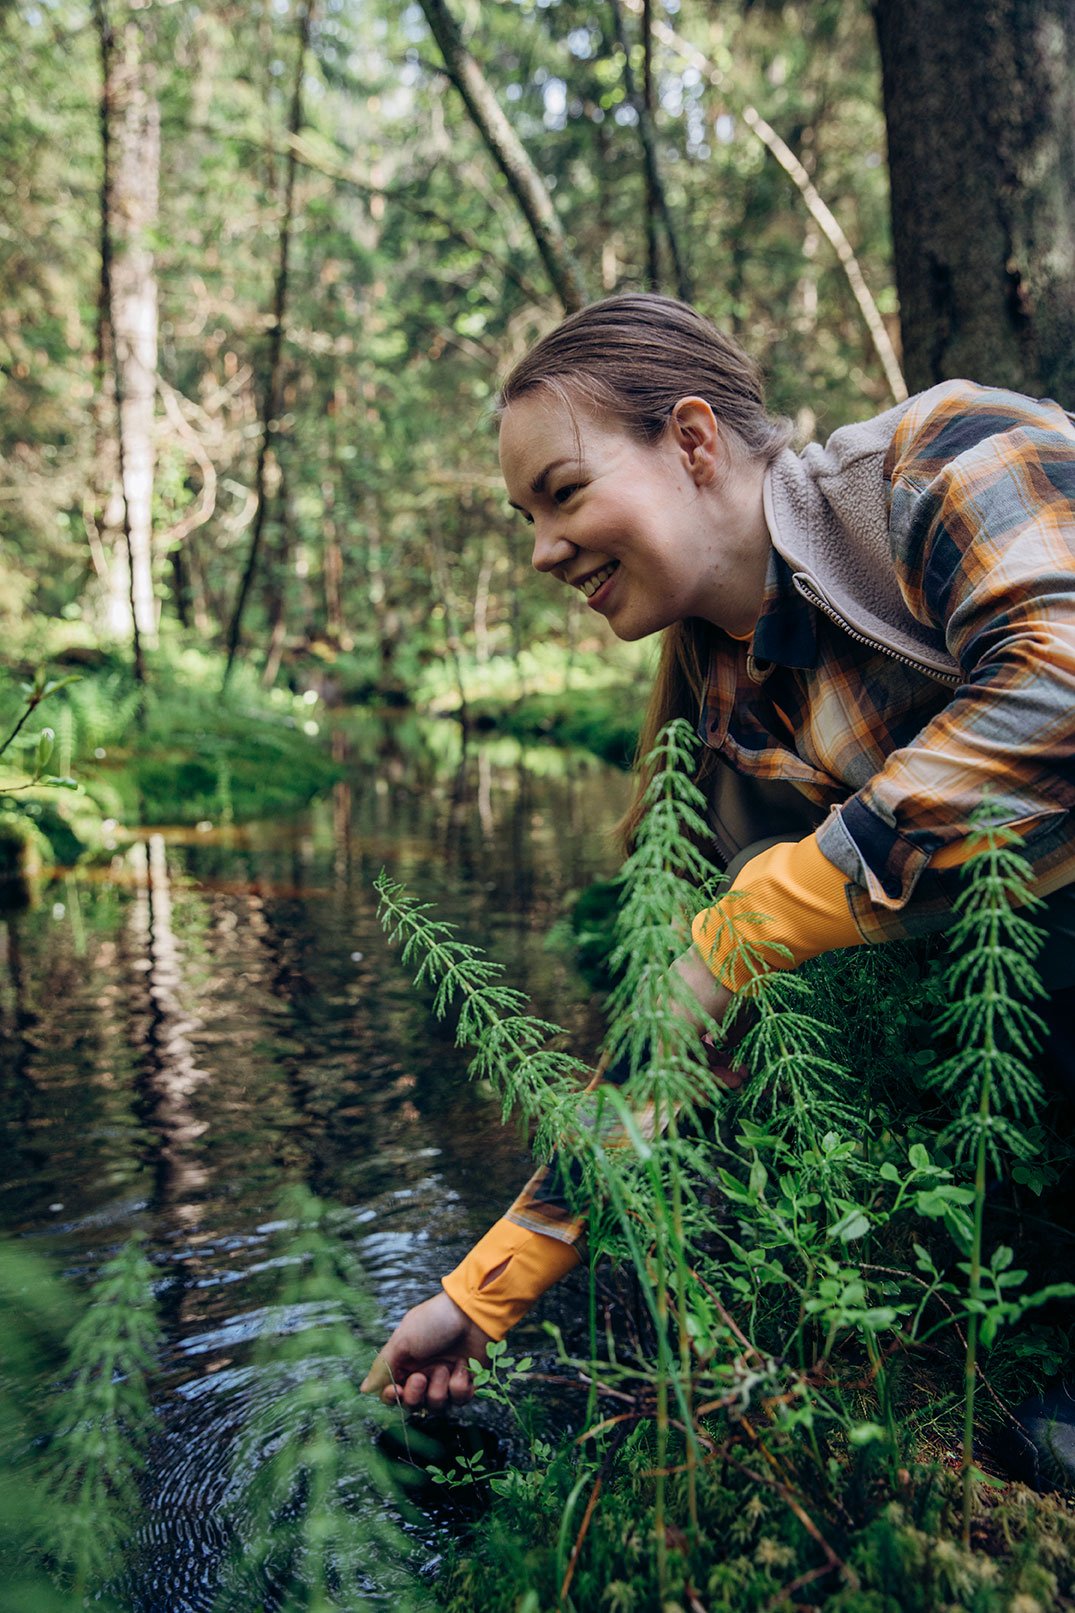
top-left (702, 383), bottom-right (1075, 943)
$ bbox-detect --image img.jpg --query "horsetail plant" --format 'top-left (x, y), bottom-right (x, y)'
top-left (40, 1234), bottom-right (161, 1597)
top-left (218, 1187), bottom-right (426, 1613)
top-left (923, 812), bottom-right (1057, 1543)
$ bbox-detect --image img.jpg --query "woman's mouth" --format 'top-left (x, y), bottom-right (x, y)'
top-left (578, 561), bottom-right (619, 600)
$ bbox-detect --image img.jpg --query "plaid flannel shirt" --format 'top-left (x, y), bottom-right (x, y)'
top-left (507, 381), bottom-right (1075, 1247)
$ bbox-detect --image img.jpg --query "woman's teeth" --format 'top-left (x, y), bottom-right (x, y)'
top-left (580, 561), bottom-right (619, 599)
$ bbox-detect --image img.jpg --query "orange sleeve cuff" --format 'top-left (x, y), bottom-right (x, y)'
top-left (441, 1218), bottom-right (582, 1341)
top-left (691, 833), bottom-right (864, 989)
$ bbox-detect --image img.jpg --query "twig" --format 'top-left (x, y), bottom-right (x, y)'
top-left (559, 1425), bottom-right (627, 1605)
top-left (722, 1446), bottom-right (858, 1593)
top-left (764, 1561), bottom-right (836, 1613)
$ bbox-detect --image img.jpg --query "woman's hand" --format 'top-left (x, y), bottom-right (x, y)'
top-left (361, 1290), bottom-right (495, 1411)
top-left (670, 945), bottom-right (750, 1090)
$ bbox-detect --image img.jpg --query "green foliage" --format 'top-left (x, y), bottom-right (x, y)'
top-left (0, 1234), bottom-right (156, 1612)
top-left (377, 720), bottom-right (1075, 1609)
top-left (41, 1235), bottom-right (161, 1594)
top-left (217, 1188), bottom-right (427, 1612)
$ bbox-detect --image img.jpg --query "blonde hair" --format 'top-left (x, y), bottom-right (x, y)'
top-left (498, 294), bottom-right (789, 852)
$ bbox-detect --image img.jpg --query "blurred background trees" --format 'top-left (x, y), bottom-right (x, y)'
top-left (1, 0), bottom-right (1071, 700)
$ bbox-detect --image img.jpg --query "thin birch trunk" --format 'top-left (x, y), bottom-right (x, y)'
top-left (93, 0), bottom-right (160, 675)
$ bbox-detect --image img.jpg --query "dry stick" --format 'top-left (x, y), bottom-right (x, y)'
top-left (722, 1447), bottom-right (859, 1593)
top-left (624, 0), bottom-right (907, 404)
top-left (559, 1424), bottom-right (629, 1606)
top-left (608, 0), bottom-right (692, 301)
top-left (223, 0), bottom-right (315, 686)
top-left (416, 0), bottom-right (588, 313)
top-left (156, 378), bottom-right (218, 547)
top-left (764, 1561), bottom-right (836, 1613)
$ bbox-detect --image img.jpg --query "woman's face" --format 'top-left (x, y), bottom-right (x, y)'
top-left (497, 389), bottom-right (769, 642)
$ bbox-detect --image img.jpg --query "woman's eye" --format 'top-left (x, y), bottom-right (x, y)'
top-left (553, 484), bottom-right (581, 505)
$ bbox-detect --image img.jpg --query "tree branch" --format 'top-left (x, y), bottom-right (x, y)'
top-left (416, 0), bottom-right (588, 313)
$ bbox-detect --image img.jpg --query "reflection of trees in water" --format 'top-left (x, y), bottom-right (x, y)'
top-left (0, 915), bottom-right (33, 1037)
top-left (130, 834), bottom-right (210, 1223)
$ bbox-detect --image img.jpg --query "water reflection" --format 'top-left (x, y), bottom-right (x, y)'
top-left (0, 717), bottom-right (629, 1609)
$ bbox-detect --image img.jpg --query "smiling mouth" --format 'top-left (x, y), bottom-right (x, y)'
top-left (577, 561), bottom-right (619, 599)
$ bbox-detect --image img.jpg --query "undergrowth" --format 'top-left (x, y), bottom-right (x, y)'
top-left (376, 718), bottom-right (1075, 1610)
top-left (0, 650), bottom-right (339, 862)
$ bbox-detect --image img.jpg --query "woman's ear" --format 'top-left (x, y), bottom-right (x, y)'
top-left (669, 397), bottom-right (720, 485)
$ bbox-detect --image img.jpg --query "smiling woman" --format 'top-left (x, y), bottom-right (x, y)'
top-left (497, 390), bottom-right (770, 641)
top-left (364, 294), bottom-right (1075, 1478)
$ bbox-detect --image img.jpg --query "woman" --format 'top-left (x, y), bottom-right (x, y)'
top-left (362, 293), bottom-right (1075, 1426)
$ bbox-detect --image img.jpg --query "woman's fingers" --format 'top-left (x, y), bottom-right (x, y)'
top-left (360, 1352), bottom-right (394, 1396)
top-left (425, 1362), bottom-right (451, 1410)
top-left (401, 1370), bottom-right (430, 1408)
top-left (448, 1358), bottom-right (474, 1404)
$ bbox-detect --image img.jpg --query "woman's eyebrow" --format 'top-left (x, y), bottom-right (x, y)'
top-left (530, 457), bottom-right (577, 494)
top-left (506, 457), bottom-right (580, 514)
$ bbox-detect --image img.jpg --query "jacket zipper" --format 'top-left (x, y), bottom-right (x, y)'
top-left (792, 578), bottom-right (962, 687)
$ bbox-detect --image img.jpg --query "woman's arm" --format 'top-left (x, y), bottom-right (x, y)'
top-left (362, 959), bottom-right (737, 1410)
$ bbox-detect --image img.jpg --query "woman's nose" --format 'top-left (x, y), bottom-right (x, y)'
top-left (531, 520), bottom-right (576, 575)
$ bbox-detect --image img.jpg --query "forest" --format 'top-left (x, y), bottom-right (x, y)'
top-left (2, 0), bottom-right (1075, 1609)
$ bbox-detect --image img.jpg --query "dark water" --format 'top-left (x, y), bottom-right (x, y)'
top-left (0, 714), bottom-right (630, 1608)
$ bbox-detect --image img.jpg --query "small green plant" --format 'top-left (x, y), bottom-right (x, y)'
top-left (922, 811), bottom-right (1075, 1541)
top-left (0, 667), bottom-right (82, 786)
top-left (40, 1234), bottom-right (161, 1596)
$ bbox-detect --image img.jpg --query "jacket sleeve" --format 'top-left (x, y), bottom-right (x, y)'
top-left (813, 389), bottom-right (1075, 943)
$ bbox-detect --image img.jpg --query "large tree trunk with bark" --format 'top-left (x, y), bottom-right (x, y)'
top-left (875, 0), bottom-right (1075, 401)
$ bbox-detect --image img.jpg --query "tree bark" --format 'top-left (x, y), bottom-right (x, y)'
top-left (224, 0), bottom-right (315, 686)
top-left (417, 0), bottom-right (588, 313)
top-left (93, 0), bottom-right (159, 671)
top-left (875, 0), bottom-right (1075, 400)
top-left (641, 0), bottom-right (660, 292)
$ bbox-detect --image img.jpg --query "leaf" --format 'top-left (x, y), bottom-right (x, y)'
top-left (879, 1161), bottom-right (901, 1183)
top-left (848, 1421), bottom-right (885, 1445)
top-left (829, 1209), bottom-right (870, 1243)
top-left (908, 1143), bottom-right (931, 1171)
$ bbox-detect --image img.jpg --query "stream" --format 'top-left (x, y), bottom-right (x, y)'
top-left (0, 713), bottom-right (631, 1609)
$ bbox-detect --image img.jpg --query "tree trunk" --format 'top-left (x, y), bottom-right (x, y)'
top-left (93, 0), bottom-right (159, 669)
top-left (641, 0), bottom-right (660, 292)
top-left (417, 0), bottom-right (588, 313)
top-left (608, 0), bottom-right (692, 301)
top-left (875, 0), bottom-right (1075, 400)
top-left (223, 0), bottom-right (315, 686)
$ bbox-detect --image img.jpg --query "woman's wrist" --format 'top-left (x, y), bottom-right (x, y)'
top-left (671, 945), bottom-right (735, 1030)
